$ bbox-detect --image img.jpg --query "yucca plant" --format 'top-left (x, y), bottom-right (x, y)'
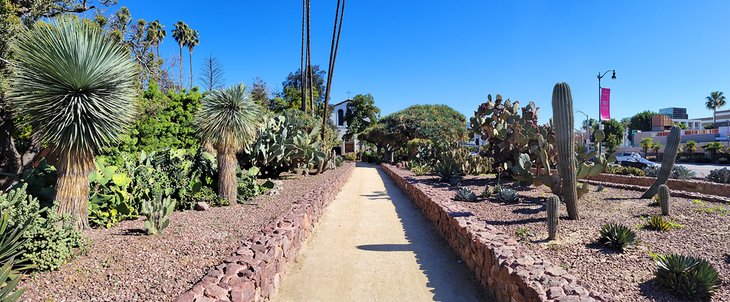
top-left (655, 254), bottom-right (720, 299)
top-left (599, 223), bottom-right (637, 251)
top-left (0, 260), bottom-right (23, 302)
top-left (195, 84), bottom-right (262, 204)
top-left (8, 18), bottom-right (137, 229)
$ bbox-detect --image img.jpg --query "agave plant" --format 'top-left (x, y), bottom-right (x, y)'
top-left (496, 188), bottom-right (519, 203)
top-left (655, 254), bottom-right (720, 299)
top-left (599, 223), bottom-right (637, 251)
top-left (453, 187), bottom-right (477, 202)
top-left (194, 84), bottom-right (262, 204)
top-left (8, 18), bottom-right (137, 229)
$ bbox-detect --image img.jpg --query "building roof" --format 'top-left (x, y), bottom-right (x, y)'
top-left (332, 99), bottom-right (351, 107)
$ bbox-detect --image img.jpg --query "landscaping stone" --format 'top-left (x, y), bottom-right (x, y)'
top-left (194, 202), bottom-right (212, 211)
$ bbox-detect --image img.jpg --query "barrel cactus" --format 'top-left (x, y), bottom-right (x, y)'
top-left (641, 126), bottom-right (681, 198)
top-left (552, 83), bottom-right (579, 219)
top-left (546, 195), bottom-right (560, 240)
top-left (658, 184), bottom-right (671, 216)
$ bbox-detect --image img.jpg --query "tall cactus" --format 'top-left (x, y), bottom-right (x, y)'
top-left (552, 82), bottom-right (579, 219)
top-left (641, 126), bottom-right (681, 198)
top-left (546, 195), bottom-right (560, 240)
top-left (658, 184), bottom-right (671, 216)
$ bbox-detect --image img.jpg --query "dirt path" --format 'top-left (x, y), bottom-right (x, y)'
top-left (274, 164), bottom-right (488, 302)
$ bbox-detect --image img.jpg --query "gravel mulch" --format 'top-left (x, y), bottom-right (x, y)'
top-left (405, 173), bottom-right (730, 302)
top-left (20, 164), bottom-right (353, 302)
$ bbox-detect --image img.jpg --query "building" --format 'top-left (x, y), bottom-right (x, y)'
top-left (330, 99), bottom-right (363, 154)
top-left (697, 109), bottom-right (730, 127)
top-left (659, 107), bottom-right (688, 120)
top-left (651, 114), bottom-right (673, 131)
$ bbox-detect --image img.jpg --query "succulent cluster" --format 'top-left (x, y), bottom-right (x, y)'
top-left (496, 188), bottom-right (519, 203)
top-left (454, 187), bottom-right (478, 202)
top-left (644, 215), bottom-right (683, 232)
top-left (644, 165), bottom-right (695, 180)
top-left (599, 223), bottom-right (637, 251)
top-left (654, 254), bottom-right (720, 300)
top-left (141, 193), bottom-right (176, 235)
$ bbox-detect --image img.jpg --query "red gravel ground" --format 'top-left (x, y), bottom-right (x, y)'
top-left (404, 172), bottom-right (730, 302)
top-left (19, 164), bottom-right (353, 302)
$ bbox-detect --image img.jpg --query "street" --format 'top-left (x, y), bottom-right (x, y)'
top-left (673, 163), bottom-right (728, 178)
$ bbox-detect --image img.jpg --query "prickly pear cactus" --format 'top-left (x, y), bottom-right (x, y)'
top-left (546, 195), bottom-right (560, 240)
top-left (552, 82), bottom-right (579, 220)
top-left (142, 193), bottom-right (176, 235)
top-left (658, 184), bottom-right (671, 216)
top-left (641, 126), bottom-right (681, 198)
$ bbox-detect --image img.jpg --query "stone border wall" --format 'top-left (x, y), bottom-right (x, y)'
top-left (176, 163), bottom-right (355, 302)
top-left (382, 164), bottom-right (613, 302)
top-left (585, 173), bottom-right (730, 203)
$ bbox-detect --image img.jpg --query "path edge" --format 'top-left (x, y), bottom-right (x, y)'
top-left (382, 164), bottom-right (614, 302)
top-left (176, 162), bottom-right (355, 302)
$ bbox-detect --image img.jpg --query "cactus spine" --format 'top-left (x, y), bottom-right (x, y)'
top-left (641, 126), bottom-right (681, 198)
top-left (552, 82), bottom-right (579, 220)
top-left (658, 184), bottom-right (671, 216)
top-left (546, 195), bottom-right (560, 240)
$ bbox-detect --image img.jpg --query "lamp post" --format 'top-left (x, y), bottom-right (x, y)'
top-left (597, 69), bottom-right (616, 156)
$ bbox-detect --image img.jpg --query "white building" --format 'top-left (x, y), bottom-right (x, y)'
top-left (330, 99), bottom-right (362, 154)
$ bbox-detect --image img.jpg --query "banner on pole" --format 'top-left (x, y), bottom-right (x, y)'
top-left (600, 88), bottom-right (611, 120)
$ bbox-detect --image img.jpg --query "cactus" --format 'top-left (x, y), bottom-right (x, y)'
top-left (658, 184), bottom-right (671, 216)
top-left (552, 83), bottom-right (579, 220)
top-left (142, 193), bottom-right (176, 235)
top-left (641, 126), bottom-right (681, 198)
top-left (546, 195), bottom-right (560, 240)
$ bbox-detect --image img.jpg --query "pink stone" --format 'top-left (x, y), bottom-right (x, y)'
top-left (173, 292), bottom-right (197, 302)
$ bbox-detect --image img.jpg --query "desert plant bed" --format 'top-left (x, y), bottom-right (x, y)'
top-left (402, 170), bottom-right (730, 301)
top-left (19, 163), bottom-right (354, 302)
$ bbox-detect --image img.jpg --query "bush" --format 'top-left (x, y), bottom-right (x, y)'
top-left (655, 254), bottom-right (720, 299)
top-left (606, 165), bottom-right (645, 176)
top-left (343, 152), bottom-right (357, 161)
top-left (410, 164), bottom-right (430, 176)
top-left (599, 223), bottom-right (636, 251)
top-left (644, 165), bottom-right (695, 180)
top-left (706, 167), bottom-right (730, 184)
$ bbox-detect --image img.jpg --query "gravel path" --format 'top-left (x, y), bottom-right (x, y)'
top-left (274, 164), bottom-right (489, 302)
top-left (20, 166), bottom-right (352, 302)
top-left (409, 173), bottom-right (730, 302)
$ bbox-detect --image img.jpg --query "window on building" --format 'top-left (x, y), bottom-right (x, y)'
top-left (338, 109), bottom-right (345, 126)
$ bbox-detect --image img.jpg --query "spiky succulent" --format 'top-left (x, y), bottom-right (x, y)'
top-left (454, 187), bottom-right (477, 202)
top-left (599, 223), bottom-right (636, 251)
top-left (496, 188), bottom-right (519, 203)
top-left (655, 254), bottom-right (720, 299)
top-left (141, 193), bottom-right (176, 235)
top-left (195, 84), bottom-right (262, 152)
top-left (8, 17), bottom-right (137, 167)
top-left (644, 215), bottom-right (682, 232)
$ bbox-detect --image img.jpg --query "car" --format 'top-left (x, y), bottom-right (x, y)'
top-left (618, 157), bottom-right (658, 169)
top-left (615, 152), bottom-right (641, 162)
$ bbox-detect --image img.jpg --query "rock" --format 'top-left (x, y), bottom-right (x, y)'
top-left (194, 202), bottom-right (211, 211)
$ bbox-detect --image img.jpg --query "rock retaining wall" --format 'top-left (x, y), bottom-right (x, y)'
top-left (585, 173), bottom-right (730, 203)
top-left (382, 164), bottom-right (613, 302)
top-left (176, 163), bottom-right (355, 302)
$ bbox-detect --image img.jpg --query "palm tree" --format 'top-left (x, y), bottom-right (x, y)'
top-left (704, 142), bottom-right (724, 162)
top-left (145, 20), bottom-right (166, 57)
top-left (640, 137), bottom-right (653, 158)
top-left (321, 0), bottom-right (346, 141)
top-left (705, 91), bottom-right (726, 124)
top-left (194, 84), bottom-right (261, 203)
top-left (172, 21), bottom-right (189, 91)
top-left (186, 29), bottom-right (199, 91)
top-left (8, 18), bottom-right (137, 229)
top-left (651, 142), bottom-right (661, 159)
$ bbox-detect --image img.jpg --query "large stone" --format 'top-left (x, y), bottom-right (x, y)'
top-left (194, 202), bottom-right (211, 211)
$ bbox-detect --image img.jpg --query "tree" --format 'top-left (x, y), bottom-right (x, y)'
top-left (673, 122), bottom-right (688, 130)
top-left (145, 20), bottom-right (166, 57)
top-left (378, 105), bottom-right (467, 143)
top-left (601, 119), bottom-right (624, 153)
top-left (640, 138), bottom-right (654, 158)
top-left (320, 0), bottom-right (346, 141)
top-left (651, 142), bottom-right (661, 158)
top-left (705, 91), bottom-right (726, 124)
top-left (185, 29), bottom-right (199, 91)
top-left (629, 111), bottom-right (657, 133)
top-left (704, 142), bottom-right (724, 161)
top-left (250, 78), bottom-right (269, 109)
top-left (344, 93), bottom-right (380, 139)
top-left (199, 53), bottom-right (224, 92)
top-left (194, 84), bottom-right (261, 204)
top-left (8, 18), bottom-right (137, 229)
top-left (171, 21), bottom-right (189, 91)
top-left (12, 0), bottom-right (117, 25)
top-left (281, 66), bottom-right (325, 112)
top-left (684, 140), bottom-right (698, 153)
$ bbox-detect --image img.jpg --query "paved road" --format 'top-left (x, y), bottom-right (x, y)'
top-left (672, 163), bottom-right (728, 178)
top-left (274, 164), bottom-right (488, 302)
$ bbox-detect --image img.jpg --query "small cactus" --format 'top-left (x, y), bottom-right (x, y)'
top-left (546, 195), bottom-right (560, 240)
top-left (642, 126), bottom-right (681, 198)
top-left (142, 193), bottom-right (176, 235)
top-left (497, 188), bottom-right (519, 203)
top-left (454, 187), bottom-right (477, 202)
top-left (658, 184), bottom-right (671, 216)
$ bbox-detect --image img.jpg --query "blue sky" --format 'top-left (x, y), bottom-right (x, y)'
top-left (107, 0), bottom-right (730, 124)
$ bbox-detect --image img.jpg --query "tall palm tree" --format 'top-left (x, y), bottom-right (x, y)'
top-left (705, 91), bottom-right (726, 124)
top-left (8, 18), bottom-right (137, 229)
top-left (172, 21), bottom-right (189, 91)
top-left (195, 84), bottom-right (261, 204)
top-left (186, 29), bottom-right (199, 91)
top-left (145, 20), bottom-right (166, 57)
top-left (321, 0), bottom-right (346, 141)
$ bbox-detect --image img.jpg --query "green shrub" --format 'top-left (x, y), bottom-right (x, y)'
top-left (410, 164), bottom-right (430, 176)
top-left (454, 187), bottom-right (477, 202)
top-left (88, 160), bottom-right (136, 228)
top-left (141, 191), bottom-right (176, 235)
top-left (432, 158), bottom-right (462, 182)
top-left (343, 152), bottom-right (357, 161)
top-left (644, 215), bottom-right (683, 231)
top-left (606, 165), bottom-right (645, 176)
top-left (599, 223), bottom-right (636, 251)
top-left (496, 188), bottom-right (519, 203)
top-left (644, 165), bottom-right (696, 180)
top-left (655, 254), bottom-right (720, 299)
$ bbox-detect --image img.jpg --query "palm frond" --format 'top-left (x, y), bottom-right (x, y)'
top-left (195, 84), bottom-right (262, 152)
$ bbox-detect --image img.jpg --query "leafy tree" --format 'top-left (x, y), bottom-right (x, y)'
top-left (640, 138), bottom-right (654, 158)
top-left (705, 91), bottom-right (726, 124)
top-left (704, 142), bottom-right (724, 161)
top-left (281, 65), bottom-right (325, 112)
top-left (194, 84), bottom-right (261, 204)
top-left (601, 119), bottom-right (625, 153)
top-left (344, 93), bottom-right (380, 139)
top-left (673, 122), bottom-right (688, 130)
top-left (199, 53), bottom-right (224, 92)
top-left (8, 18), bottom-right (137, 229)
top-left (250, 77), bottom-right (269, 109)
top-left (382, 104), bottom-right (467, 143)
top-left (629, 111), bottom-right (658, 132)
top-left (185, 29), bottom-right (199, 90)
top-left (684, 140), bottom-right (698, 153)
top-left (171, 21), bottom-right (190, 91)
top-left (12, 0), bottom-right (117, 25)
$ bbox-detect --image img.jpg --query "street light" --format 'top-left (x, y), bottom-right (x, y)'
top-left (597, 69), bottom-right (616, 155)
top-left (575, 110), bottom-right (590, 148)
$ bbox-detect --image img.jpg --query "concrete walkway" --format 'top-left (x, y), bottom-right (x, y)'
top-left (274, 164), bottom-right (488, 302)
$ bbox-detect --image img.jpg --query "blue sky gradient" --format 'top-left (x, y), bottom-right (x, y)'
top-left (110, 0), bottom-right (730, 124)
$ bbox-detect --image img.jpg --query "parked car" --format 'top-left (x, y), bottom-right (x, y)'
top-left (615, 152), bottom-right (641, 162)
top-left (615, 152), bottom-right (658, 169)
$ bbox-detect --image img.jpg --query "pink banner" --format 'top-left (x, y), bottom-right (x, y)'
top-left (600, 88), bottom-right (611, 120)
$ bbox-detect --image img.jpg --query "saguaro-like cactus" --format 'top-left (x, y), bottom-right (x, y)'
top-left (552, 82), bottom-right (579, 220)
top-left (546, 195), bottom-right (560, 240)
top-left (641, 126), bottom-right (681, 198)
top-left (658, 184), bottom-right (671, 216)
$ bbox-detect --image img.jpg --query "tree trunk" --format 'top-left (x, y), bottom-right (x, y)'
top-left (217, 150), bottom-right (237, 204)
top-left (179, 45), bottom-right (184, 91)
top-left (189, 49), bottom-right (193, 91)
top-left (0, 108), bottom-right (22, 189)
top-left (54, 153), bottom-right (93, 230)
top-left (300, 0), bottom-right (307, 113)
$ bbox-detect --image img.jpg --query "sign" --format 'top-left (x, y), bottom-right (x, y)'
top-left (600, 88), bottom-right (611, 120)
